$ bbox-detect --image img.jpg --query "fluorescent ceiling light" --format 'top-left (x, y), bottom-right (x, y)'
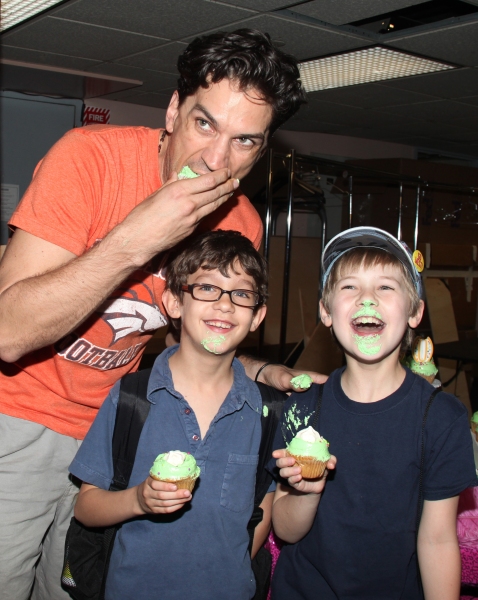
top-left (1, 0), bottom-right (64, 32)
top-left (299, 46), bottom-right (456, 93)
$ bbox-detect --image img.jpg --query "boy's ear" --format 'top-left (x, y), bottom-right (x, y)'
top-left (249, 305), bottom-right (267, 333)
top-left (162, 288), bottom-right (181, 319)
top-left (408, 299), bottom-right (425, 329)
top-left (319, 299), bottom-right (332, 328)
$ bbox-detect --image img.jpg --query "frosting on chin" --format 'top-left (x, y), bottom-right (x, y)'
top-left (288, 426), bottom-right (331, 461)
top-left (150, 451), bottom-right (200, 480)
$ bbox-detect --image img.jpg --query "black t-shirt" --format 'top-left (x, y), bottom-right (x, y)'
top-left (270, 368), bottom-right (477, 600)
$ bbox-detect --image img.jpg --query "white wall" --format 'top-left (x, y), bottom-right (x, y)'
top-left (84, 98), bottom-right (167, 129)
top-left (272, 129), bottom-right (416, 160)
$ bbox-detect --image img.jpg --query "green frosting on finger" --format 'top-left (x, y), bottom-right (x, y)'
top-left (471, 412), bottom-right (478, 424)
top-left (290, 374), bottom-right (313, 390)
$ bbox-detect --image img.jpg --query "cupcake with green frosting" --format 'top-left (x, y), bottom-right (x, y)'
top-left (177, 165), bottom-right (199, 180)
top-left (286, 426), bottom-right (331, 479)
top-left (150, 450), bottom-right (200, 492)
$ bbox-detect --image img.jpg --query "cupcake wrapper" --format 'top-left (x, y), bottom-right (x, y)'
top-left (287, 451), bottom-right (328, 479)
top-left (150, 473), bottom-right (198, 492)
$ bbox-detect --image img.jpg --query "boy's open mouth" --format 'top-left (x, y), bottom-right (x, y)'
top-left (351, 316), bottom-right (385, 335)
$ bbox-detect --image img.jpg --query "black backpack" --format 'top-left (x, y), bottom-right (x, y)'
top-left (61, 369), bottom-right (286, 600)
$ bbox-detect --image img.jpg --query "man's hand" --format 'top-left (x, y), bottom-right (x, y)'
top-left (258, 363), bottom-right (327, 392)
top-left (135, 477), bottom-right (192, 515)
top-left (112, 168), bottom-right (239, 267)
top-left (273, 449), bottom-right (336, 494)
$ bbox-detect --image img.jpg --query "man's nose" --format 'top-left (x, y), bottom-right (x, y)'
top-left (202, 138), bottom-right (229, 171)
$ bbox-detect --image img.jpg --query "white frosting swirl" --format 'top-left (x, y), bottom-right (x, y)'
top-left (164, 450), bottom-right (186, 466)
top-left (296, 426), bottom-right (322, 443)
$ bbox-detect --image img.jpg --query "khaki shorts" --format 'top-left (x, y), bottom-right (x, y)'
top-left (0, 413), bottom-right (81, 600)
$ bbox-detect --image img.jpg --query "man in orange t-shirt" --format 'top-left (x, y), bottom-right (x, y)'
top-left (0, 29), bottom-right (315, 600)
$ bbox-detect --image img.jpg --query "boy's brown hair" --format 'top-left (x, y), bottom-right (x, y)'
top-left (166, 229), bottom-right (268, 310)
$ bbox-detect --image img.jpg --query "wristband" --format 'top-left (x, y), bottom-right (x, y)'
top-left (254, 362), bottom-right (276, 383)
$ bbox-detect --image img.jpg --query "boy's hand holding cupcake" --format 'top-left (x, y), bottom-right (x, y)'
top-left (136, 451), bottom-right (200, 515)
top-left (273, 426), bottom-right (336, 494)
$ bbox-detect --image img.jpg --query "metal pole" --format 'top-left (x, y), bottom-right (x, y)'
top-left (258, 149), bottom-right (274, 354)
top-left (279, 150), bottom-right (295, 363)
top-left (397, 182), bottom-right (403, 240)
top-left (348, 175), bottom-right (353, 228)
top-left (414, 178), bottom-right (421, 250)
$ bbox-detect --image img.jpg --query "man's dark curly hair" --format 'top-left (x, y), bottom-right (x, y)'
top-left (177, 29), bottom-right (307, 136)
top-left (166, 230), bottom-right (268, 311)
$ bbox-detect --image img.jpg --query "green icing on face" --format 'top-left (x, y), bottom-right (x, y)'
top-left (201, 335), bottom-right (226, 354)
top-left (178, 165), bottom-right (199, 180)
top-left (290, 374), bottom-right (313, 390)
top-left (352, 300), bottom-right (382, 321)
top-left (353, 334), bottom-right (381, 356)
top-left (262, 405), bottom-right (269, 417)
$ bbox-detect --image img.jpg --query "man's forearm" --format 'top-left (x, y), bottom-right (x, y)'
top-left (0, 231), bottom-right (142, 362)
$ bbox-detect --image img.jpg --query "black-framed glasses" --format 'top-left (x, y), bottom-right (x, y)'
top-left (181, 284), bottom-right (261, 308)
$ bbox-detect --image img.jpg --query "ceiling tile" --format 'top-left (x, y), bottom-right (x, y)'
top-left (308, 82), bottom-right (438, 108)
top-left (379, 67), bottom-right (478, 99)
top-left (213, 0), bottom-right (294, 11)
top-left (116, 41), bottom-right (188, 74)
top-left (290, 0), bottom-right (425, 26)
top-left (387, 20), bottom-right (478, 67)
top-left (376, 99), bottom-right (478, 122)
top-left (1, 17), bottom-right (166, 62)
top-left (192, 13), bottom-right (370, 60)
top-left (0, 44), bottom-right (101, 70)
top-left (52, 0), bottom-right (255, 39)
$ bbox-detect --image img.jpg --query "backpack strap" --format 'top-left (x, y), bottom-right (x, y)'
top-left (247, 382), bottom-right (287, 552)
top-left (110, 368), bottom-right (152, 491)
top-left (415, 386), bottom-right (442, 534)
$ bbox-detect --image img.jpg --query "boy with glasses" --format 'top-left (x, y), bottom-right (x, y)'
top-left (69, 230), bottom-right (270, 600)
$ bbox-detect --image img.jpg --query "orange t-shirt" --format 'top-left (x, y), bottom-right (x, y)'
top-left (3, 125), bottom-right (262, 439)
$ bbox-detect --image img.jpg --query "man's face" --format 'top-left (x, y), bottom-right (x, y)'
top-left (162, 78), bottom-right (272, 183)
top-left (320, 262), bottom-right (424, 364)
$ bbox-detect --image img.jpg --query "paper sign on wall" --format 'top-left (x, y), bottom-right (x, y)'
top-left (1, 184), bottom-right (19, 222)
top-left (83, 107), bottom-right (110, 126)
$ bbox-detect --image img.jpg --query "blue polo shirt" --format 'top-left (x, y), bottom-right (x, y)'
top-left (70, 346), bottom-right (263, 600)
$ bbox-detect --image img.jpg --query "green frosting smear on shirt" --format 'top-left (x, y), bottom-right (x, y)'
top-left (201, 335), bottom-right (226, 354)
top-left (150, 451), bottom-right (200, 480)
top-left (290, 374), bottom-right (313, 390)
top-left (262, 405), bottom-right (269, 417)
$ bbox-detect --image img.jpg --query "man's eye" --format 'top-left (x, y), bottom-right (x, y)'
top-left (197, 119), bottom-right (212, 131)
top-left (236, 137), bottom-right (254, 147)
